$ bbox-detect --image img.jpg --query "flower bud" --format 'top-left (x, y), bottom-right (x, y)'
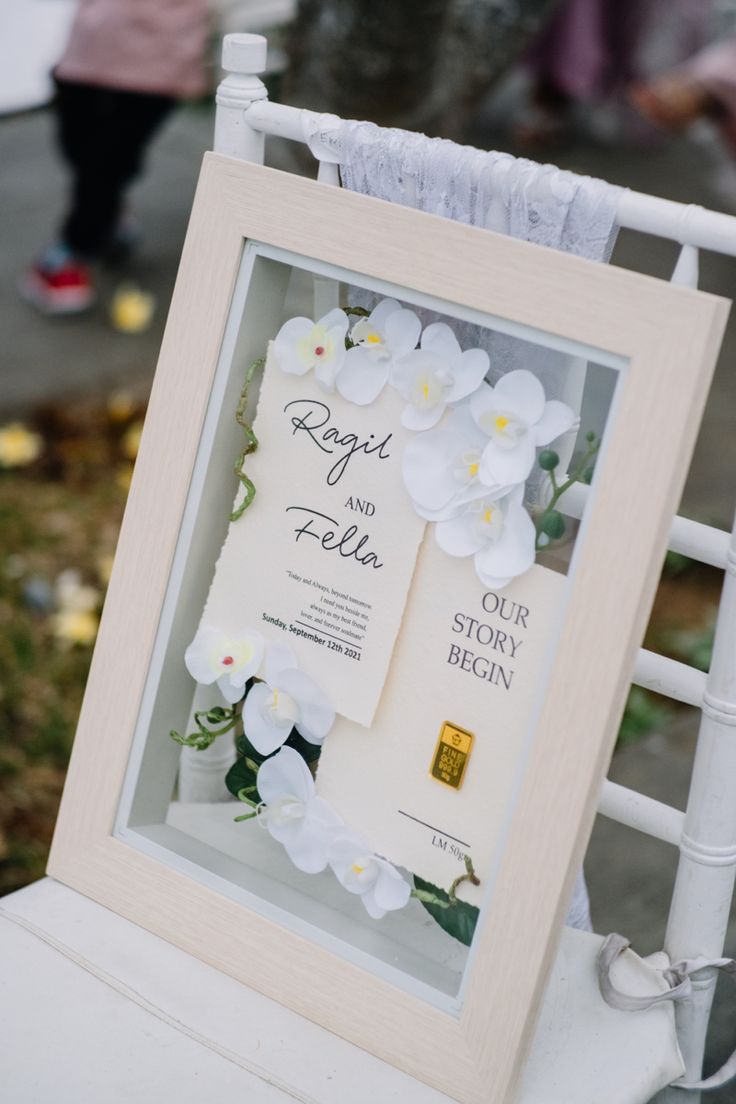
top-left (538, 449), bottom-right (559, 472)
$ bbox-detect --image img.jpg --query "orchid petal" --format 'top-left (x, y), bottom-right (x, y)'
top-left (534, 400), bottom-right (578, 446)
top-left (479, 433), bottom-right (537, 485)
top-left (473, 565), bottom-right (513, 590)
top-left (390, 351), bottom-right (422, 400)
top-left (318, 308), bottom-right (350, 335)
top-left (412, 480), bottom-right (492, 522)
top-left (492, 370), bottom-right (546, 423)
top-left (436, 511), bottom-right (486, 557)
top-left (272, 317), bottom-right (314, 376)
top-left (257, 746), bottom-right (314, 805)
top-left (369, 298), bottom-right (402, 329)
top-left (473, 502), bottom-right (536, 580)
top-left (421, 322), bottom-right (462, 361)
top-left (243, 683), bottom-right (292, 755)
top-left (401, 403), bottom-right (446, 431)
top-left (278, 668), bottom-right (335, 744)
top-left (384, 308), bottom-right (421, 355)
top-left (336, 346), bottom-right (390, 405)
top-left (283, 823), bottom-right (332, 874)
top-left (360, 887), bottom-right (387, 919)
top-left (373, 861), bottom-right (412, 912)
top-left (469, 382), bottom-right (496, 430)
top-left (446, 348), bottom-right (490, 403)
top-left (265, 641), bottom-right (298, 685)
top-left (402, 429), bottom-right (462, 511)
top-left (216, 673), bottom-right (246, 704)
top-left (184, 626), bottom-right (222, 684)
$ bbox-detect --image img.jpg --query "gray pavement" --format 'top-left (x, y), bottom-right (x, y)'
top-left (2, 101), bottom-right (736, 1092)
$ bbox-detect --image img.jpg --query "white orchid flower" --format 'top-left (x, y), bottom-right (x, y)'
top-left (335, 298), bottom-right (421, 406)
top-left (185, 625), bottom-right (265, 704)
top-left (243, 642), bottom-right (335, 756)
top-left (392, 322), bottom-right (489, 431)
top-left (328, 832), bottom-right (411, 919)
top-left (272, 308), bottom-right (349, 392)
top-left (257, 747), bottom-right (342, 873)
top-left (470, 370), bottom-right (578, 487)
top-left (402, 404), bottom-right (512, 521)
top-left (436, 485), bottom-right (536, 589)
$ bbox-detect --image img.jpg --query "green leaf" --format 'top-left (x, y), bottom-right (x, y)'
top-left (285, 728), bottom-right (322, 764)
top-left (225, 756), bottom-right (260, 802)
top-left (538, 449), bottom-right (559, 472)
top-left (236, 731), bottom-right (268, 764)
top-left (413, 875), bottom-right (479, 947)
top-left (540, 509), bottom-right (566, 540)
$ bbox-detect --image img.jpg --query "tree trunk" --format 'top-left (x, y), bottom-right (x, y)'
top-left (283, 0), bottom-right (562, 136)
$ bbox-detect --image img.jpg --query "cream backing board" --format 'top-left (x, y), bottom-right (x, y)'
top-left (48, 155), bottom-right (729, 1104)
top-left (201, 343), bottom-right (425, 727)
top-left (316, 549), bottom-right (566, 903)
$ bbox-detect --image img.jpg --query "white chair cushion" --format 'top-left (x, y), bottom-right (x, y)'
top-left (1, 877), bottom-right (684, 1104)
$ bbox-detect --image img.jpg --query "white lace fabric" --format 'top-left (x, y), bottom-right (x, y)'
top-left (304, 114), bottom-right (622, 258)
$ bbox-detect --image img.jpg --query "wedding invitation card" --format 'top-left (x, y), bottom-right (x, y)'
top-left (199, 345), bottom-right (426, 727)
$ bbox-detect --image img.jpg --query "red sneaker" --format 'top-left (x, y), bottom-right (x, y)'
top-left (20, 246), bottom-right (96, 315)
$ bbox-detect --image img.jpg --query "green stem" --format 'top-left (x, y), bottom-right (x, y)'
top-left (234, 788), bottom-right (259, 823)
top-left (411, 887), bottom-right (451, 909)
top-left (169, 704), bottom-right (239, 751)
top-left (411, 857), bottom-right (480, 909)
top-left (448, 856), bottom-right (480, 903)
top-left (535, 437), bottom-right (600, 552)
top-left (236, 788), bottom-right (259, 808)
top-left (230, 356), bottom-right (264, 522)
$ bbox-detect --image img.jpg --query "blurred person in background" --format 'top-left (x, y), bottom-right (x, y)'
top-left (516, 0), bottom-right (657, 148)
top-left (20, 0), bottom-right (210, 315)
top-left (630, 36), bottom-right (736, 158)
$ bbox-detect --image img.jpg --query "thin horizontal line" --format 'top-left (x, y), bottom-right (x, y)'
top-left (397, 811), bottom-right (470, 849)
top-left (293, 619), bottom-right (362, 651)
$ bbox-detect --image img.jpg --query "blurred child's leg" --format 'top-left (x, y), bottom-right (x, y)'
top-left (56, 78), bottom-right (176, 258)
top-left (21, 80), bottom-right (176, 314)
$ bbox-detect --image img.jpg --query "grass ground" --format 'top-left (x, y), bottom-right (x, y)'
top-left (0, 392), bottom-right (144, 893)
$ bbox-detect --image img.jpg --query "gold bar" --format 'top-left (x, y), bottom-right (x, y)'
top-left (430, 722), bottom-right (474, 789)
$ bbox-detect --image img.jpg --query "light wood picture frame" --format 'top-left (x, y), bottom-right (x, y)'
top-left (49, 155), bottom-right (729, 1103)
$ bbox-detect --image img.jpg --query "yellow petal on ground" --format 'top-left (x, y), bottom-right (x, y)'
top-left (96, 553), bottom-right (115, 585)
top-left (0, 423), bottom-right (43, 467)
top-left (121, 421), bottom-right (143, 460)
top-left (51, 609), bottom-right (99, 647)
top-left (116, 463), bottom-right (134, 492)
top-left (106, 390), bottom-right (136, 423)
top-left (110, 284), bottom-right (156, 334)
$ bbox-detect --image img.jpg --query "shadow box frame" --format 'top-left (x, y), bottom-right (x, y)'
top-left (49, 154), bottom-right (728, 1104)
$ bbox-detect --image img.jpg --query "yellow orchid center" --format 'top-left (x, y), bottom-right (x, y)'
top-left (365, 332), bottom-right (381, 344)
top-left (351, 863), bottom-right (365, 875)
top-left (468, 461), bottom-right (479, 477)
top-left (483, 507), bottom-right (494, 525)
top-left (495, 415), bottom-right (509, 431)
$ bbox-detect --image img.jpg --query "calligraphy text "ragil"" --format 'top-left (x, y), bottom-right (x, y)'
top-left (284, 399), bottom-right (392, 485)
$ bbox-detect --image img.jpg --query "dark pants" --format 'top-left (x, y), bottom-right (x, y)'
top-left (55, 78), bottom-right (176, 258)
